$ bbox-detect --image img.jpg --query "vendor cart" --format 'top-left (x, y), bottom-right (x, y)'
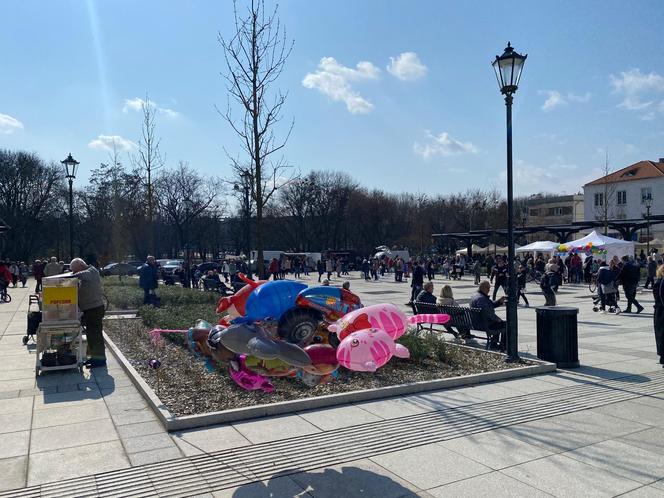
top-left (35, 277), bottom-right (84, 375)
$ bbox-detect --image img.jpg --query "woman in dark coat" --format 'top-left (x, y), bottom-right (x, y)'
top-left (654, 264), bottom-right (664, 366)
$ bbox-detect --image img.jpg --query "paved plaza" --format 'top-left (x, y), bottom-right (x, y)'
top-left (0, 273), bottom-right (663, 497)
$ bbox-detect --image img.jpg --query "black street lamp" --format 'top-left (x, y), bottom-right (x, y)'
top-left (493, 42), bottom-right (527, 363)
top-left (644, 194), bottom-right (653, 255)
top-left (61, 153), bottom-right (79, 262)
top-left (234, 170), bottom-right (252, 279)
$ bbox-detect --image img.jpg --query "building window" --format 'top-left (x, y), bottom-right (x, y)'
top-left (553, 207), bottom-right (563, 215)
top-left (617, 191), bottom-right (627, 205)
top-left (641, 187), bottom-right (652, 203)
top-left (529, 208), bottom-right (539, 216)
top-left (594, 192), bottom-right (603, 207)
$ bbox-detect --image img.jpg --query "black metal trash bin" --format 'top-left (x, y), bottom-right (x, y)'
top-left (535, 306), bottom-right (580, 368)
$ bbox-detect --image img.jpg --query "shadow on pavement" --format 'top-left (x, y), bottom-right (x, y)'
top-left (231, 466), bottom-right (417, 498)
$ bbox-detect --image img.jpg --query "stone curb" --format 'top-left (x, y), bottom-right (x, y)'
top-left (104, 332), bottom-right (556, 431)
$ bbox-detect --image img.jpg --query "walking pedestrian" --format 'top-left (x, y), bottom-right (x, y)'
top-left (619, 256), bottom-right (644, 314)
top-left (138, 256), bottom-right (159, 305)
top-left (33, 259), bottom-right (44, 293)
top-left (18, 262), bottom-right (28, 288)
top-left (317, 260), bottom-right (325, 283)
top-left (490, 257), bottom-right (508, 301)
top-left (407, 261), bottom-right (425, 305)
top-left (645, 256), bottom-right (657, 289)
top-left (517, 265), bottom-right (530, 307)
top-left (9, 262), bottom-right (18, 287)
top-left (653, 264), bottom-right (664, 367)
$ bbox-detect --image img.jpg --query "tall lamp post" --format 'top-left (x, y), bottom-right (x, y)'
top-left (493, 42), bottom-right (527, 363)
top-left (234, 170), bottom-right (252, 279)
top-left (61, 153), bottom-right (79, 262)
top-left (644, 194), bottom-right (653, 255)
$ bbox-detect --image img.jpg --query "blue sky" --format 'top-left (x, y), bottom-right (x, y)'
top-left (1, 0), bottom-right (663, 196)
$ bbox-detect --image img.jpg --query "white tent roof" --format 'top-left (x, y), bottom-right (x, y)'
top-left (566, 231), bottom-right (633, 249)
top-left (455, 244), bottom-right (486, 255)
top-left (564, 230), bottom-right (634, 261)
top-left (516, 241), bottom-right (559, 253)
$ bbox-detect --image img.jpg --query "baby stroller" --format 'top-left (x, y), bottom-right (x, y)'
top-left (592, 282), bottom-right (621, 314)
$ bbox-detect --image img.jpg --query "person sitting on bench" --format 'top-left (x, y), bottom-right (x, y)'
top-left (469, 280), bottom-right (506, 351)
top-left (416, 281), bottom-right (436, 304)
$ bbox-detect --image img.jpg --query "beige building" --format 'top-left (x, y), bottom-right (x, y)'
top-left (525, 194), bottom-right (585, 226)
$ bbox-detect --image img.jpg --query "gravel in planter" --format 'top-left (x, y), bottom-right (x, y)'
top-left (104, 319), bottom-right (532, 417)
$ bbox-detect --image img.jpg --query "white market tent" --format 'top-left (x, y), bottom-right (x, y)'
top-left (455, 244), bottom-right (486, 256)
top-left (516, 240), bottom-right (559, 256)
top-left (564, 231), bottom-right (635, 261)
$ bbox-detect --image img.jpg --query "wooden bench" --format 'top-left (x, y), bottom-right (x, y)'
top-left (412, 302), bottom-right (500, 349)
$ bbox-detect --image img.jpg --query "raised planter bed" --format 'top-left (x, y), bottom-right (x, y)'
top-left (104, 320), bottom-right (555, 431)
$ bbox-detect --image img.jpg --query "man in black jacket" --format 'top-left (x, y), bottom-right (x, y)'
top-left (619, 256), bottom-right (643, 313)
top-left (407, 261), bottom-right (425, 305)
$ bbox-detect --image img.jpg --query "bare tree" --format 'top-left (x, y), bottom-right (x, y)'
top-left (594, 150), bottom-right (617, 234)
top-left (219, 0), bottom-right (295, 277)
top-left (132, 92), bottom-right (164, 255)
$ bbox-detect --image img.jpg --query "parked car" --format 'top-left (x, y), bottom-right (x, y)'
top-left (160, 260), bottom-right (184, 277)
top-left (125, 261), bottom-right (143, 271)
top-left (101, 262), bottom-right (138, 276)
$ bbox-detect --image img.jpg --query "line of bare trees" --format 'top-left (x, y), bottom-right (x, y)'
top-left (0, 145), bottom-right (517, 263)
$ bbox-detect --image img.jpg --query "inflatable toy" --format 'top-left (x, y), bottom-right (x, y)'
top-left (328, 303), bottom-right (450, 340)
top-left (229, 355), bottom-right (274, 393)
top-left (336, 328), bottom-right (410, 372)
top-left (233, 281), bottom-right (307, 324)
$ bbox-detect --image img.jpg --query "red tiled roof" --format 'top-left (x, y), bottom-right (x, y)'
top-left (585, 160), bottom-right (664, 186)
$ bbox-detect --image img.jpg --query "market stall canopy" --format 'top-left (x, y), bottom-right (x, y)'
top-left (634, 239), bottom-right (664, 250)
top-left (455, 245), bottom-right (486, 255)
top-left (564, 231), bottom-right (634, 261)
top-left (516, 241), bottom-right (559, 254)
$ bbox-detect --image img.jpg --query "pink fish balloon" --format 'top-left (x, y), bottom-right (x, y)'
top-left (336, 328), bottom-right (410, 372)
top-left (328, 303), bottom-right (449, 341)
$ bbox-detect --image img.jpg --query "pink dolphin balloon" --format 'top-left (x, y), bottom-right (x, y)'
top-left (328, 303), bottom-right (449, 341)
top-left (336, 328), bottom-right (410, 372)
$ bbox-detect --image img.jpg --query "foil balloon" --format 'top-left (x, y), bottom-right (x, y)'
top-left (229, 355), bottom-right (274, 393)
top-left (218, 323), bottom-right (312, 367)
top-left (216, 273), bottom-right (267, 320)
top-left (245, 356), bottom-right (297, 377)
top-left (234, 281), bottom-right (308, 324)
top-left (336, 328), bottom-right (410, 372)
top-left (295, 286), bottom-right (362, 322)
top-left (302, 344), bottom-right (339, 375)
top-left (328, 303), bottom-right (450, 341)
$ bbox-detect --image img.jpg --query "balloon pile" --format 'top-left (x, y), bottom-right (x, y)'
top-left (557, 242), bottom-right (607, 256)
top-left (149, 274), bottom-right (450, 393)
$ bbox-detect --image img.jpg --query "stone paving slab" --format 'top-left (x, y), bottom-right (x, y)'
top-left (0, 276), bottom-right (662, 496)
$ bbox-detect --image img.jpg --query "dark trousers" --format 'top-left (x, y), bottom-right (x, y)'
top-left (82, 305), bottom-right (106, 360)
top-left (623, 284), bottom-right (642, 312)
top-left (518, 288), bottom-right (529, 306)
top-left (143, 288), bottom-right (156, 304)
top-left (655, 307), bottom-right (664, 362)
top-left (410, 284), bottom-right (422, 303)
top-left (492, 280), bottom-right (507, 300)
top-left (645, 276), bottom-right (655, 289)
top-left (543, 290), bottom-right (556, 306)
top-left (488, 321), bottom-right (506, 350)
top-left (35, 278), bottom-right (42, 293)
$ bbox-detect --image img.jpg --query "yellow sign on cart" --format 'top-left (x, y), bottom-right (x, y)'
top-left (43, 286), bottom-right (78, 306)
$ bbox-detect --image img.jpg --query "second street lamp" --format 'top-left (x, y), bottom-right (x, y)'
top-left (61, 153), bottom-right (79, 262)
top-left (644, 194), bottom-right (653, 255)
top-left (493, 42), bottom-right (527, 363)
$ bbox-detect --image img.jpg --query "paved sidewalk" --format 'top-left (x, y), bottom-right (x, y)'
top-left (0, 275), bottom-right (662, 496)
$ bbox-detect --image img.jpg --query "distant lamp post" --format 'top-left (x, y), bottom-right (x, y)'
top-left (644, 194), bottom-right (653, 255)
top-left (234, 170), bottom-right (252, 279)
top-left (61, 153), bottom-right (79, 262)
top-left (493, 42), bottom-right (527, 363)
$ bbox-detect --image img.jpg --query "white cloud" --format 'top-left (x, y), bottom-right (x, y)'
top-left (122, 97), bottom-right (180, 118)
top-left (413, 131), bottom-right (479, 160)
top-left (539, 90), bottom-right (591, 111)
top-left (302, 57), bottom-right (380, 114)
top-left (611, 69), bottom-right (664, 95)
top-left (88, 134), bottom-right (137, 152)
top-left (610, 69), bottom-right (664, 119)
top-left (0, 113), bottom-right (24, 134)
top-left (387, 52), bottom-right (427, 81)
